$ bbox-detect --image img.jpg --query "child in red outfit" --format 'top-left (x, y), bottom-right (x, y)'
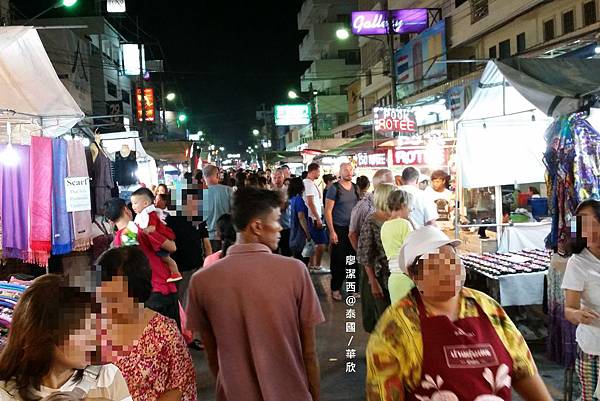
top-left (131, 188), bottom-right (182, 283)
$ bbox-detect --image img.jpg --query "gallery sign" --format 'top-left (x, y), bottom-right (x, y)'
top-left (373, 107), bottom-right (417, 134)
top-left (65, 177), bottom-right (91, 212)
top-left (351, 9), bottom-right (429, 36)
top-left (356, 151), bottom-right (388, 168)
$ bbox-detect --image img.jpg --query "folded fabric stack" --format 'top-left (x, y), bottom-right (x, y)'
top-left (0, 280), bottom-right (30, 350)
top-left (462, 249), bottom-right (550, 277)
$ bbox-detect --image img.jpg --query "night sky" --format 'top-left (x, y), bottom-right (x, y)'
top-left (14, 0), bottom-right (309, 152)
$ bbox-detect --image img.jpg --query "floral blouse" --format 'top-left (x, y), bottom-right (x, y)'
top-left (114, 313), bottom-right (197, 401)
top-left (357, 215), bottom-right (390, 284)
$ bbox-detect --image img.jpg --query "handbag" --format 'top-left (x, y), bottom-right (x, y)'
top-left (302, 240), bottom-right (315, 258)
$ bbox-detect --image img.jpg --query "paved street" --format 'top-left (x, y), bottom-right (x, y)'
top-left (191, 271), bottom-right (574, 401)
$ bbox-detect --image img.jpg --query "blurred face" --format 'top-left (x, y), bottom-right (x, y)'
top-left (251, 207), bottom-right (282, 250)
top-left (97, 276), bottom-right (139, 322)
top-left (55, 311), bottom-right (96, 370)
top-left (413, 245), bottom-right (465, 302)
top-left (432, 178), bottom-right (446, 192)
top-left (397, 203), bottom-right (410, 220)
top-left (274, 171), bottom-right (284, 188)
top-left (339, 164), bottom-right (354, 182)
top-left (130, 195), bottom-right (151, 214)
top-left (157, 185), bottom-right (168, 195)
top-left (155, 195), bottom-right (167, 210)
top-left (282, 167), bottom-right (291, 179)
top-left (579, 207), bottom-right (600, 246)
top-left (309, 168), bottom-right (321, 180)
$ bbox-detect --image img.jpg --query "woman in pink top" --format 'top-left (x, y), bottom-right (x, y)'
top-left (96, 247), bottom-right (197, 401)
top-left (203, 214), bottom-right (237, 268)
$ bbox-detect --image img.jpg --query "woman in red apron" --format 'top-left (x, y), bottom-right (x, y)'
top-left (366, 226), bottom-right (553, 401)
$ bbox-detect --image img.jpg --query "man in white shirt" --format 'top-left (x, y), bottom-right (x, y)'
top-left (303, 162), bottom-right (328, 270)
top-left (399, 166), bottom-right (438, 228)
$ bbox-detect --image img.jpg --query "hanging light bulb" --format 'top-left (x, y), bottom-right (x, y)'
top-left (2, 122), bottom-right (19, 167)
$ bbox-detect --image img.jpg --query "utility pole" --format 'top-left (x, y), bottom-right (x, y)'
top-left (161, 73), bottom-right (167, 133)
top-left (309, 82), bottom-right (318, 139)
top-left (137, 17), bottom-right (146, 140)
top-left (386, 0), bottom-right (398, 107)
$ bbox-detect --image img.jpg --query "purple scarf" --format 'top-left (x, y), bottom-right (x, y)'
top-left (1, 145), bottom-right (31, 260)
top-left (52, 138), bottom-right (72, 255)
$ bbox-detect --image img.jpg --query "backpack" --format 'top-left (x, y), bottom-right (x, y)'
top-left (332, 182), bottom-right (360, 203)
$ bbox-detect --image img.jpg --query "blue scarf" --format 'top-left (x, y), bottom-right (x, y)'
top-left (51, 138), bottom-right (72, 255)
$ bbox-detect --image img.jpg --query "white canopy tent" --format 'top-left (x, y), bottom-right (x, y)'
top-left (0, 26), bottom-right (84, 143)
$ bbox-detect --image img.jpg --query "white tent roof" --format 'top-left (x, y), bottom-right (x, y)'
top-left (0, 26), bottom-right (84, 143)
top-left (457, 61), bottom-right (553, 189)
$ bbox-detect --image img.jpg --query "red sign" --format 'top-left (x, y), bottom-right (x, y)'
top-left (373, 107), bottom-right (417, 134)
top-left (136, 88), bottom-right (155, 122)
top-left (356, 151), bottom-right (388, 168)
top-left (392, 146), bottom-right (451, 166)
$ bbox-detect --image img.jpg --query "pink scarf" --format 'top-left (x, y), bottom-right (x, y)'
top-left (28, 136), bottom-right (53, 266)
top-left (67, 140), bottom-right (92, 252)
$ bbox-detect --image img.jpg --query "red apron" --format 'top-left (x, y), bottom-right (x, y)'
top-left (407, 288), bottom-right (514, 401)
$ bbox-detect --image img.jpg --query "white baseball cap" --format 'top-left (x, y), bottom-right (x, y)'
top-left (398, 226), bottom-right (462, 273)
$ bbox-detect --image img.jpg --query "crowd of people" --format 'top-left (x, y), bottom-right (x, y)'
top-left (0, 160), bottom-right (599, 401)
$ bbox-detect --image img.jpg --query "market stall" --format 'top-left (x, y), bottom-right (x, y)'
top-left (0, 26), bottom-right (86, 267)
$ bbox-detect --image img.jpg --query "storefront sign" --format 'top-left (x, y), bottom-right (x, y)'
top-left (227, 154), bottom-right (241, 159)
top-left (275, 104), bottom-right (311, 126)
top-left (351, 9), bottom-right (428, 36)
top-left (392, 146), bottom-right (450, 166)
top-left (65, 177), bottom-right (91, 212)
top-left (357, 151), bottom-right (388, 168)
top-left (136, 88), bottom-right (155, 122)
top-left (373, 107), bottom-right (417, 134)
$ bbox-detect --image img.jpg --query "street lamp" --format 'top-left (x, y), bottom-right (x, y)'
top-left (336, 28), bottom-right (350, 40)
top-left (178, 114), bottom-right (187, 123)
top-left (219, 146), bottom-right (225, 151)
top-left (288, 90), bottom-right (299, 100)
top-left (252, 129), bottom-right (260, 136)
top-left (166, 93), bottom-right (176, 101)
top-left (24, 0), bottom-right (79, 25)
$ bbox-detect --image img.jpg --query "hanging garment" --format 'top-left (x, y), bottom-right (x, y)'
top-left (52, 138), bottom-right (73, 255)
top-left (28, 137), bottom-right (53, 266)
top-left (573, 116), bottom-right (600, 201)
top-left (1, 145), bottom-right (31, 260)
top-left (67, 140), bottom-right (93, 252)
top-left (114, 150), bottom-right (138, 186)
top-left (92, 151), bottom-right (115, 215)
top-left (406, 288), bottom-right (513, 401)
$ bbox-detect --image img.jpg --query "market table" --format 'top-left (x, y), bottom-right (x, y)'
top-left (462, 249), bottom-right (550, 307)
top-left (497, 222), bottom-right (552, 253)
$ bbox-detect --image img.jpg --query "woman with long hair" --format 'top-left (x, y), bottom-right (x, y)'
top-left (563, 199), bottom-right (600, 401)
top-left (203, 214), bottom-right (237, 268)
top-left (0, 275), bottom-right (131, 401)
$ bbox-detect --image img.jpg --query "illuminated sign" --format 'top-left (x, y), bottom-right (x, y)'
top-left (356, 151), bottom-right (388, 168)
top-left (227, 154), bottom-right (241, 159)
top-left (275, 104), bottom-right (311, 126)
top-left (107, 0), bottom-right (126, 13)
top-left (351, 9), bottom-right (428, 36)
top-left (392, 146), bottom-right (450, 166)
top-left (136, 88), bottom-right (155, 122)
top-left (373, 107), bottom-right (417, 134)
top-left (122, 43), bottom-right (145, 76)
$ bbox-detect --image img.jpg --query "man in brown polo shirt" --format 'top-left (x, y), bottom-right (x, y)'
top-left (186, 187), bottom-right (325, 401)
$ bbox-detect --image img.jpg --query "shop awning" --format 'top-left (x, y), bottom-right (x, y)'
top-left (495, 57), bottom-right (600, 117)
top-left (315, 133), bottom-right (390, 159)
top-left (264, 151), bottom-right (303, 164)
top-left (0, 26), bottom-right (84, 142)
top-left (143, 140), bottom-right (192, 163)
top-left (457, 60), bottom-right (553, 188)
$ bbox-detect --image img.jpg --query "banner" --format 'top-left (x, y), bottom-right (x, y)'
top-left (395, 20), bottom-right (447, 99)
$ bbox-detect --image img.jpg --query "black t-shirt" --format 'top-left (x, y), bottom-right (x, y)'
top-left (165, 216), bottom-right (207, 272)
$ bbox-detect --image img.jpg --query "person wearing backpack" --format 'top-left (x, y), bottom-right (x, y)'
top-left (325, 163), bottom-right (360, 301)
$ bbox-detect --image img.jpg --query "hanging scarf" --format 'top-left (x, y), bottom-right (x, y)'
top-left (1, 144), bottom-right (30, 260)
top-left (573, 115), bottom-right (600, 201)
top-left (52, 138), bottom-right (72, 255)
top-left (28, 137), bottom-right (53, 266)
top-left (67, 140), bottom-right (92, 252)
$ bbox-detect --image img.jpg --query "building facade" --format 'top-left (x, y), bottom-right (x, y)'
top-left (287, 0), bottom-right (361, 150)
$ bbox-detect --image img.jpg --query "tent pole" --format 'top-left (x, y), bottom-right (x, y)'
top-left (495, 185), bottom-right (503, 249)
